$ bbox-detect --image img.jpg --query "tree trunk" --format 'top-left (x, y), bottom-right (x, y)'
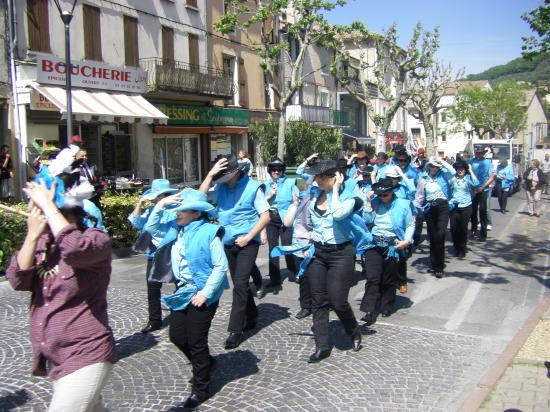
top-left (277, 111), bottom-right (286, 161)
top-left (424, 123), bottom-right (435, 156)
top-left (376, 131), bottom-right (385, 153)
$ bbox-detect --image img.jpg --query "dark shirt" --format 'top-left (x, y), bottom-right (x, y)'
top-left (6, 225), bottom-right (115, 380)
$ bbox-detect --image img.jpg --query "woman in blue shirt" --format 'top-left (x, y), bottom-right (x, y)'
top-left (414, 157), bottom-right (456, 278)
top-left (128, 178), bottom-right (179, 333)
top-left (360, 178), bottom-right (415, 325)
top-left (449, 161), bottom-right (479, 258)
top-left (200, 155), bottom-right (270, 350)
top-left (264, 158), bottom-right (299, 287)
top-left (302, 160), bottom-right (362, 363)
top-left (495, 159), bottom-right (515, 214)
top-left (146, 188), bottom-right (228, 410)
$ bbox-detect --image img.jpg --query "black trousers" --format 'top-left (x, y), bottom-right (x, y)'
top-left (360, 248), bottom-right (399, 314)
top-left (450, 205), bottom-right (472, 255)
top-left (471, 191), bottom-right (488, 239)
top-left (397, 249), bottom-right (411, 286)
top-left (413, 215), bottom-right (424, 246)
top-left (495, 182), bottom-right (509, 212)
top-left (307, 244), bottom-right (358, 352)
top-left (266, 212), bottom-right (297, 283)
top-left (169, 301), bottom-right (218, 400)
top-left (250, 263), bottom-right (263, 290)
top-left (146, 259), bottom-right (162, 322)
top-left (425, 199), bottom-right (449, 272)
top-left (297, 257), bottom-right (312, 310)
top-left (225, 242), bottom-right (259, 333)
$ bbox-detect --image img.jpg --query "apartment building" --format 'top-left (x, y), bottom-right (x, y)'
top-left (10, 0), bottom-right (235, 184)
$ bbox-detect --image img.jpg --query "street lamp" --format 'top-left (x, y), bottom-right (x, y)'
top-left (53, 0), bottom-right (78, 147)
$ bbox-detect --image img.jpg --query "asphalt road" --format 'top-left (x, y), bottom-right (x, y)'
top-left (0, 191), bottom-right (548, 411)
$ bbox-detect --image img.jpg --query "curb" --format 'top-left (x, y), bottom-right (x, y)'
top-left (458, 297), bottom-right (550, 412)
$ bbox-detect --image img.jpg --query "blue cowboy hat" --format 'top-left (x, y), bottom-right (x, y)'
top-left (142, 179), bottom-right (179, 201)
top-left (170, 188), bottom-right (216, 214)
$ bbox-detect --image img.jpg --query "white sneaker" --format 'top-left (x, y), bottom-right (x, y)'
top-left (487, 224), bottom-right (492, 231)
top-left (477, 223), bottom-right (481, 229)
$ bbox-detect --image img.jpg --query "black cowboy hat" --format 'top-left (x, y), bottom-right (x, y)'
top-left (267, 158), bottom-right (286, 173)
top-left (213, 154), bottom-right (247, 184)
top-left (307, 159), bottom-right (348, 177)
top-left (372, 177), bottom-right (394, 195)
top-left (453, 161), bottom-right (468, 170)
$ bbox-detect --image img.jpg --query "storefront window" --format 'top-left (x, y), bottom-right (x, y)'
top-left (153, 136), bottom-right (200, 184)
top-left (209, 134), bottom-right (242, 163)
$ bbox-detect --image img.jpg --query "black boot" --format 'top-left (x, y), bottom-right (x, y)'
top-left (308, 348), bottom-right (331, 363)
top-left (140, 320), bottom-right (162, 333)
top-left (351, 327), bottom-right (362, 352)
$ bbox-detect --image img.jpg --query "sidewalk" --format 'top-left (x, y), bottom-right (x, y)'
top-left (467, 298), bottom-right (550, 412)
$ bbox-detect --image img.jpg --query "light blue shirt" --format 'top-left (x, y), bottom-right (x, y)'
top-left (83, 199), bottom-right (106, 232)
top-left (142, 205), bottom-right (177, 247)
top-left (424, 176), bottom-right (447, 201)
top-left (171, 231), bottom-right (228, 302)
top-left (354, 180), bottom-right (372, 204)
top-left (468, 158), bottom-right (494, 191)
top-left (296, 164), bottom-right (311, 181)
top-left (310, 193), bottom-right (355, 244)
top-left (371, 203), bottom-right (395, 238)
top-left (209, 185), bottom-right (270, 214)
top-left (375, 163), bottom-right (389, 180)
top-left (451, 176), bottom-right (477, 208)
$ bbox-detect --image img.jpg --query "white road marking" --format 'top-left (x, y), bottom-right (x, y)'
top-left (444, 267), bottom-right (491, 331)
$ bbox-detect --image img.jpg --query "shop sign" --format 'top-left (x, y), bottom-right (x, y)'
top-left (36, 53), bottom-right (147, 93)
top-left (155, 104), bottom-right (249, 127)
top-left (30, 90), bottom-right (58, 111)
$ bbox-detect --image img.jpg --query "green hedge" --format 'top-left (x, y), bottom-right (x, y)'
top-left (0, 192), bottom-right (145, 272)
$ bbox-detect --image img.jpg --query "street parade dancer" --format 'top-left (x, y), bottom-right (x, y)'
top-left (449, 161), bottom-right (479, 258)
top-left (360, 177), bottom-right (415, 325)
top-left (129, 179), bottom-right (179, 333)
top-left (494, 159), bottom-right (515, 214)
top-left (414, 157), bottom-right (456, 278)
top-left (468, 145), bottom-right (494, 241)
top-left (144, 188), bottom-right (228, 410)
top-left (6, 146), bottom-right (115, 411)
top-left (299, 159), bottom-right (367, 363)
top-left (263, 158), bottom-right (299, 288)
top-left (199, 154), bottom-right (270, 350)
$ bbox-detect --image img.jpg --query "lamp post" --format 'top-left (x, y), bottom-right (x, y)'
top-left (53, 0), bottom-right (78, 147)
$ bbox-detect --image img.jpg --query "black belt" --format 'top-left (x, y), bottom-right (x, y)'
top-left (429, 198), bottom-right (448, 206)
top-left (313, 241), bottom-right (351, 251)
top-left (372, 235), bottom-right (397, 247)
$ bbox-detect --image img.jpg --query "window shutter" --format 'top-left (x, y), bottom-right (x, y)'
top-left (124, 16), bottom-right (139, 67)
top-left (186, 0), bottom-right (198, 8)
top-left (162, 26), bottom-right (174, 62)
top-left (188, 34), bottom-right (199, 68)
top-left (238, 57), bottom-right (248, 108)
top-left (27, 0), bottom-right (51, 52)
top-left (83, 5), bottom-right (102, 61)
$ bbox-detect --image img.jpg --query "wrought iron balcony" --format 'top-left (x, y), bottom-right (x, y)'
top-left (286, 104), bottom-right (356, 128)
top-left (140, 58), bottom-right (234, 98)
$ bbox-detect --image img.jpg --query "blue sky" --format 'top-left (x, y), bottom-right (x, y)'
top-left (325, 0), bottom-right (542, 75)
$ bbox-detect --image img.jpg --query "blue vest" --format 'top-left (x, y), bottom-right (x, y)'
top-left (183, 220), bottom-right (229, 296)
top-left (217, 175), bottom-right (262, 245)
top-left (421, 171), bottom-right (451, 199)
top-left (265, 176), bottom-right (296, 221)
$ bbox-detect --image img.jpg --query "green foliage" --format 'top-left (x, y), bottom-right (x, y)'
top-left (249, 119), bottom-right (342, 165)
top-left (0, 193), bottom-right (144, 271)
top-left (522, 0), bottom-right (550, 59)
top-left (466, 53), bottom-right (550, 86)
top-left (452, 81), bottom-right (528, 138)
top-left (100, 192), bottom-right (142, 249)
top-left (0, 203), bottom-right (28, 272)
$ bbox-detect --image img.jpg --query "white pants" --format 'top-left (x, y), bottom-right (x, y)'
top-left (526, 189), bottom-right (542, 215)
top-left (48, 362), bottom-right (113, 412)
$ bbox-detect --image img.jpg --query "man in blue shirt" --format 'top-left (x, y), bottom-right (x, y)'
top-left (467, 146), bottom-right (494, 241)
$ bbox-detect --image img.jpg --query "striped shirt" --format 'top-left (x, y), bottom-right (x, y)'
top-left (6, 225), bottom-right (116, 380)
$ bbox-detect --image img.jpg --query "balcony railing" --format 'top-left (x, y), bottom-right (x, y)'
top-left (286, 104), bottom-right (356, 128)
top-left (140, 58), bottom-right (234, 98)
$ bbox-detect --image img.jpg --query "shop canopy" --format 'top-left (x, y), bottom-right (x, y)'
top-left (30, 83), bottom-right (168, 124)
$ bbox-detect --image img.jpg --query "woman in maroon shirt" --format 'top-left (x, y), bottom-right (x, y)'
top-left (6, 172), bottom-right (115, 411)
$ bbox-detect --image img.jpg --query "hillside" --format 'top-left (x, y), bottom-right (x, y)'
top-left (466, 53), bottom-right (550, 86)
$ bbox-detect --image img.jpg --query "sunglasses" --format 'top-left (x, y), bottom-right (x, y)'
top-left (271, 168), bottom-right (284, 173)
top-left (379, 192), bottom-right (393, 198)
top-left (397, 158), bottom-right (409, 163)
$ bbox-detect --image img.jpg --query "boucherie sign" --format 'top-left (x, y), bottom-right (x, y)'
top-left (36, 54), bottom-right (147, 93)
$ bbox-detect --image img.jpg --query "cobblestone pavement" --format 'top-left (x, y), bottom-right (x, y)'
top-left (1, 284), bottom-right (490, 411)
top-left (478, 306), bottom-right (550, 412)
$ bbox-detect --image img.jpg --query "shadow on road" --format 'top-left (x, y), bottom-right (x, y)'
top-left (115, 331), bottom-right (159, 361)
top-left (244, 302), bottom-right (291, 341)
top-left (167, 350), bottom-right (260, 411)
top-left (0, 389), bottom-right (31, 411)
